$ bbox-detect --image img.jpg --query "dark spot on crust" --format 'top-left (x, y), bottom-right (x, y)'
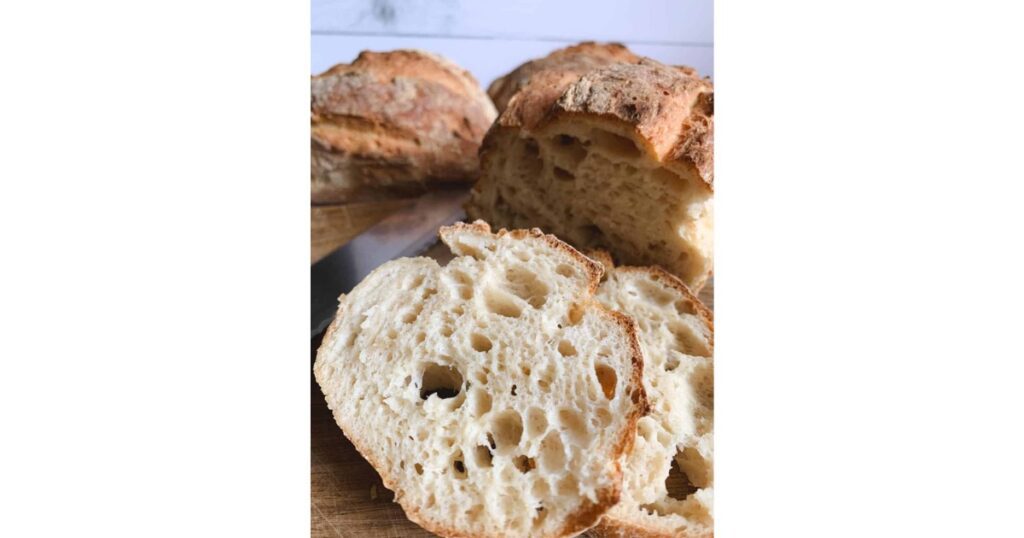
top-left (699, 92), bottom-right (714, 116)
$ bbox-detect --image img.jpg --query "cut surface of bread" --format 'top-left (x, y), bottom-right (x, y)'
top-left (590, 256), bottom-right (714, 538)
top-left (467, 43), bottom-right (714, 290)
top-left (311, 49), bottom-right (497, 204)
top-left (314, 221), bottom-right (647, 538)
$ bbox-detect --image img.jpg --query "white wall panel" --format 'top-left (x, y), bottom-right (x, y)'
top-left (312, 0), bottom-right (713, 45)
top-left (312, 35), bottom-right (713, 87)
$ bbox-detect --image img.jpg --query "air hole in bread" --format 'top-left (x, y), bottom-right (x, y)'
top-left (470, 332), bottom-right (492, 352)
top-left (674, 299), bottom-right (697, 316)
top-left (452, 450), bottom-right (468, 479)
top-left (577, 224), bottom-right (604, 245)
top-left (538, 431), bottom-right (565, 472)
top-left (692, 362), bottom-right (714, 411)
top-left (470, 388), bottom-right (492, 417)
top-left (552, 166), bottom-right (574, 181)
top-left (466, 504), bottom-right (485, 523)
top-left (678, 446), bottom-right (710, 489)
top-left (594, 363), bottom-right (617, 400)
top-left (665, 456), bottom-right (699, 500)
top-left (441, 325), bottom-right (454, 337)
top-left (635, 279), bottom-right (673, 305)
top-left (515, 138), bottom-right (544, 176)
top-left (526, 407), bottom-right (548, 438)
top-left (483, 287), bottom-right (523, 318)
top-left (595, 408), bottom-right (613, 427)
top-left (511, 384), bottom-right (517, 396)
top-left (557, 340), bottom-right (577, 357)
top-left (473, 444), bottom-right (493, 468)
top-left (566, 303), bottom-right (585, 326)
top-left (557, 409), bottom-right (588, 447)
top-left (491, 410), bottom-right (524, 453)
top-left (669, 322), bottom-right (711, 357)
top-left (513, 455), bottom-right (536, 473)
top-left (414, 463), bottom-right (424, 475)
top-left (649, 168), bottom-right (688, 191)
top-left (513, 249), bottom-right (530, 262)
top-left (419, 362), bottom-right (463, 400)
top-left (421, 287), bottom-right (437, 300)
top-left (406, 274), bottom-right (425, 290)
top-left (555, 264), bottom-right (575, 278)
top-left (557, 474), bottom-right (578, 497)
top-left (590, 129), bottom-right (641, 159)
top-left (453, 240), bottom-right (486, 260)
top-left (401, 303), bottom-right (423, 323)
top-left (552, 134), bottom-right (588, 166)
top-left (505, 266), bottom-right (548, 308)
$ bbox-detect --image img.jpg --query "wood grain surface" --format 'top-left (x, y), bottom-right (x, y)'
top-left (311, 199), bottom-right (416, 263)
top-left (311, 221), bottom-right (713, 537)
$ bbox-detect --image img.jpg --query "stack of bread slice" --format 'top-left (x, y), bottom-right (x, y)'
top-left (316, 222), bottom-right (713, 537)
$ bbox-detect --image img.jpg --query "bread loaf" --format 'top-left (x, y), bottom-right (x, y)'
top-left (314, 221), bottom-right (648, 538)
top-left (591, 255), bottom-right (714, 537)
top-left (466, 44), bottom-right (714, 290)
top-left (311, 50), bottom-right (497, 204)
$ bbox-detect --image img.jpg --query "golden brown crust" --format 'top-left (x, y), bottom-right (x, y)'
top-left (485, 45), bottom-right (714, 190)
top-left (487, 42), bottom-right (641, 113)
top-left (591, 516), bottom-right (714, 538)
top-left (311, 50), bottom-right (497, 204)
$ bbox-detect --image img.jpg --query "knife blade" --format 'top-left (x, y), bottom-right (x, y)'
top-left (311, 187), bottom-right (470, 337)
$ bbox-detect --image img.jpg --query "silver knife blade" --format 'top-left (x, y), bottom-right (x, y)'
top-left (311, 187), bottom-right (470, 337)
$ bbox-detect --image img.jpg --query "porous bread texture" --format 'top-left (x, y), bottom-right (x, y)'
top-left (590, 255), bottom-right (714, 538)
top-left (314, 221), bottom-right (648, 538)
top-left (467, 43), bottom-right (714, 290)
top-left (311, 49), bottom-right (498, 204)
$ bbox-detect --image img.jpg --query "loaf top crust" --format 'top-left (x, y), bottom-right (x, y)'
top-left (311, 49), bottom-right (497, 189)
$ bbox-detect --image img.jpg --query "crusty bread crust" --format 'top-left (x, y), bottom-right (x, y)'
top-left (311, 50), bottom-right (497, 204)
top-left (494, 54), bottom-right (713, 189)
top-left (487, 42), bottom-right (642, 114)
top-left (315, 221), bottom-right (650, 538)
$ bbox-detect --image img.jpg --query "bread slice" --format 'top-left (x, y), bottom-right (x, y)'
top-left (589, 254), bottom-right (714, 537)
top-left (311, 50), bottom-right (497, 204)
top-left (314, 221), bottom-right (648, 538)
top-left (466, 43), bottom-right (714, 290)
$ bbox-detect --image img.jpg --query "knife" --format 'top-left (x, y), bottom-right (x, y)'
top-left (311, 187), bottom-right (470, 337)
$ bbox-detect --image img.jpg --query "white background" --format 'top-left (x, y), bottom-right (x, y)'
top-left (2, 0), bottom-right (1024, 536)
top-left (311, 0), bottom-right (714, 84)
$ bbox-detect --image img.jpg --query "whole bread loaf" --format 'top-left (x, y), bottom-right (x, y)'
top-left (311, 50), bottom-right (497, 204)
top-left (314, 221), bottom-right (648, 538)
top-left (466, 43), bottom-right (714, 290)
top-left (590, 253), bottom-right (714, 537)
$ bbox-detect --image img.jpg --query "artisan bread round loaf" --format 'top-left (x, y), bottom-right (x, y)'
top-left (467, 44), bottom-right (714, 290)
top-left (314, 221), bottom-right (648, 538)
top-left (311, 50), bottom-right (497, 204)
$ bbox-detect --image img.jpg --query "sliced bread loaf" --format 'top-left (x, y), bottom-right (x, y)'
top-left (314, 221), bottom-right (648, 538)
top-left (590, 254), bottom-right (715, 537)
top-left (466, 44), bottom-right (714, 290)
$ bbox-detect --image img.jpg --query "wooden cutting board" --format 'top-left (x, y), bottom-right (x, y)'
top-left (311, 222), bottom-right (714, 538)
